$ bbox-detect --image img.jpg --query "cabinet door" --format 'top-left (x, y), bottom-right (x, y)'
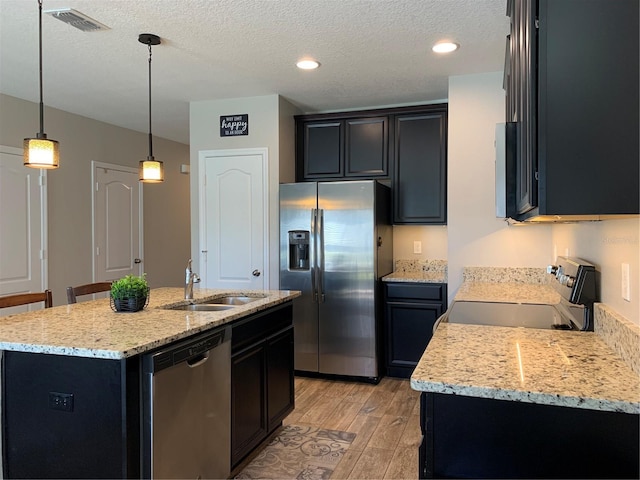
top-left (385, 301), bottom-right (443, 378)
top-left (266, 326), bottom-right (295, 430)
top-left (392, 111), bottom-right (447, 224)
top-left (345, 117), bottom-right (388, 177)
top-left (513, 0), bottom-right (537, 215)
top-left (302, 121), bottom-right (343, 179)
top-left (231, 343), bottom-right (267, 466)
top-left (537, 0), bottom-right (639, 216)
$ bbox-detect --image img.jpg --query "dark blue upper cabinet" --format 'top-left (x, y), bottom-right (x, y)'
top-left (506, 0), bottom-right (639, 221)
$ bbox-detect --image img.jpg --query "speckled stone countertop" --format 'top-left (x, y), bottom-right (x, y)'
top-left (410, 274), bottom-right (640, 414)
top-left (0, 287), bottom-right (300, 359)
top-left (411, 323), bottom-right (640, 414)
top-left (382, 259), bottom-right (447, 283)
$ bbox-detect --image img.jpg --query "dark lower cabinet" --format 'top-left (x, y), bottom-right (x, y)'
top-left (384, 282), bottom-right (447, 378)
top-left (231, 303), bottom-right (294, 468)
top-left (231, 342), bottom-right (268, 466)
top-left (419, 392), bottom-right (640, 479)
top-left (266, 326), bottom-right (295, 430)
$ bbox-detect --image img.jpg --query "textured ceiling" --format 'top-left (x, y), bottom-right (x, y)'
top-left (0, 0), bottom-right (509, 145)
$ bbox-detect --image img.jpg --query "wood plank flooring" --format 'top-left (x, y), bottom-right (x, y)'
top-left (283, 375), bottom-right (422, 480)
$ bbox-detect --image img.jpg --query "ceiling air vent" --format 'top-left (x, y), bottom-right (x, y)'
top-left (44, 8), bottom-right (110, 32)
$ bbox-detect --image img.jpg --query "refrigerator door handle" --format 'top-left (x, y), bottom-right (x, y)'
top-left (317, 208), bottom-right (325, 303)
top-left (311, 208), bottom-right (318, 303)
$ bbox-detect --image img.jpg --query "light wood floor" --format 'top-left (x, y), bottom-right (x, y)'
top-left (283, 375), bottom-right (422, 480)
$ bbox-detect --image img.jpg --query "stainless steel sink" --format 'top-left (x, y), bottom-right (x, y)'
top-left (161, 295), bottom-right (264, 312)
top-left (203, 296), bottom-right (263, 305)
top-left (444, 301), bottom-right (573, 330)
top-left (167, 304), bottom-right (237, 312)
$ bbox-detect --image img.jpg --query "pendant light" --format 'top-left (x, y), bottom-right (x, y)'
top-left (138, 33), bottom-right (164, 183)
top-left (24, 0), bottom-right (59, 169)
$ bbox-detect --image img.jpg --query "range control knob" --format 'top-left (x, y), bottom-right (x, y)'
top-left (547, 265), bottom-right (558, 275)
top-left (558, 274), bottom-right (575, 288)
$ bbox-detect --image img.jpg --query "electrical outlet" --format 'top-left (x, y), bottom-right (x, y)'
top-left (413, 241), bottom-right (422, 254)
top-left (49, 392), bottom-right (74, 412)
top-left (622, 263), bottom-right (631, 302)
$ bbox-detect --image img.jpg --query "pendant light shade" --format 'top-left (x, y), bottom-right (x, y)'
top-left (140, 159), bottom-right (164, 182)
top-left (24, 0), bottom-right (60, 169)
top-left (138, 33), bottom-right (164, 183)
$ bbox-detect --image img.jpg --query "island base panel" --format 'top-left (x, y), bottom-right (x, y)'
top-left (2, 352), bottom-right (138, 479)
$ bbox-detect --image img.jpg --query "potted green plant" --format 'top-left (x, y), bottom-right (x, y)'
top-left (110, 273), bottom-right (150, 312)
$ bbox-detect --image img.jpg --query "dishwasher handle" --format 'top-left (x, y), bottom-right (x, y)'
top-left (187, 351), bottom-right (210, 368)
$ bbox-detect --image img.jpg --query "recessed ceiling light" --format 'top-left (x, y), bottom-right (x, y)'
top-left (432, 42), bottom-right (459, 54)
top-left (296, 59), bottom-right (320, 70)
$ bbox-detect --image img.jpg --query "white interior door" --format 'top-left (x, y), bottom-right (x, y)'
top-left (93, 162), bottom-right (143, 282)
top-left (199, 148), bottom-right (268, 289)
top-left (0, 145), bottom-right (47, 314)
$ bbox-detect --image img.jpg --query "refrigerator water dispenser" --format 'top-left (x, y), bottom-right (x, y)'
top-left (288, 231), bottom-right (309, 270)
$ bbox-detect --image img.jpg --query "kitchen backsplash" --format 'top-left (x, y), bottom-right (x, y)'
top-left (394, 259), bottom-right (447, 277)
top-left (462, 266), bottom-right (550, 285)
top-left (595, 304), bottom-right (640, 376)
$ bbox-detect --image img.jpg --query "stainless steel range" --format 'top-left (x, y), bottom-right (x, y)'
top-left (443, 256), bottom-right (598, 331)
top-left (546, 256), bottom-right (597, 330)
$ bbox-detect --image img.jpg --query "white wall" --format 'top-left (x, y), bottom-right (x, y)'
top-left (446, 73), bottom-right (553, 303)
top-left (189, 94), bottom-right (299, 288)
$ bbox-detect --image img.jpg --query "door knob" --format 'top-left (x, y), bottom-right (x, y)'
top-left (252, 270), bottom-right (261, 277)
top-left (134, 258), bottom-right (142, 264)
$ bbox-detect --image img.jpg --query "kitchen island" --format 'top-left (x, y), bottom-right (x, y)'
top-left (0, 287), bottom-right (300, 479)
top-left (411, 282), bottom-right (640, 479)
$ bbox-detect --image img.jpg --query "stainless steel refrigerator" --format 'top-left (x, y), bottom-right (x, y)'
top-left (279, 180), bottom-right (393, 380)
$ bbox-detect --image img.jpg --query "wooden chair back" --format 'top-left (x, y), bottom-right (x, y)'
top-left (0, 290), bottom-right (53, 309)
top-left (66, 282), bottom-right (112, 304)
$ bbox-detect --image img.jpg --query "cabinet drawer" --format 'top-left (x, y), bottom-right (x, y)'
top-left (386, 283), bottom-right (444, 301)
top-left (232, 303), bottom-right (292, 353)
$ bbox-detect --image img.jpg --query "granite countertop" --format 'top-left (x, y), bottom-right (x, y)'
top-left (383, 259), bottom-right (448, 284)
top-left (411, 322), bottom-right (640, 414)
top-left (0, 287), bottom-right (300, 359)
top-left (382, 271), bottom-right (447, 283)
top-left (410, 280), bottom-right (640, 414)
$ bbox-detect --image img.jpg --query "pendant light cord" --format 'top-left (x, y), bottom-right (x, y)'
top-left (38, 0), bottom-right (45, 138)
top-left (147, 42), bottom-right (153, 159)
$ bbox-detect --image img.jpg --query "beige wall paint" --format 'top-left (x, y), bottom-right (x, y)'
top-left (551, 219), bottom-right (639, 324)
top-left (446, 73), bottom-right (553, 303)
top-left (444, 74), bottom-right (640, 325)
top-left (278, 96), bottom-right (298, 185)
top-left (0, 94), bottom-right (190, 305)
top-left (393, 225), bottom-right (448, 262)
top-left (189, 94), bottom-right (300, 288)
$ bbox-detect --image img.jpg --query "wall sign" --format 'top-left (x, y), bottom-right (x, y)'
top-left (220, 114), bottom-right (249, 137)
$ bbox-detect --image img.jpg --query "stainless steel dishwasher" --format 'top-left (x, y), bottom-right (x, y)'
top-left (142, 325), bottom-right (231, 479)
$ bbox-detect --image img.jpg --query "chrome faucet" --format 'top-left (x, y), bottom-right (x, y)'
top-left (185, 259), bottom-right (200, 300)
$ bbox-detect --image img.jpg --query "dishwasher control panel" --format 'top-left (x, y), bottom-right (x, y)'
top-left (151, 329), bottom-right (226, 372)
